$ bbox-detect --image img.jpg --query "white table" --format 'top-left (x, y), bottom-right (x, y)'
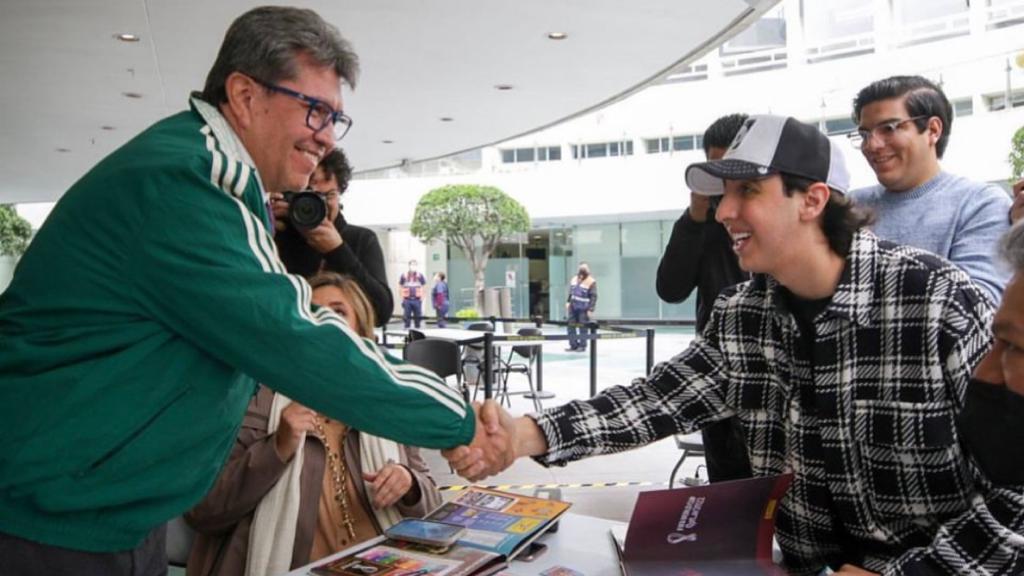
top-left (282, 512), bottom-right (625, 576)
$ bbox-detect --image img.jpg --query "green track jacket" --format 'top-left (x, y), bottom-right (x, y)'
top-left (0, 98), bottom-right (474, 552)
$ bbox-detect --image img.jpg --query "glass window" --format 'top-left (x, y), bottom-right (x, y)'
top-left (587, 143), bottom-right (608, 158)
top-left (720, 4), bottom-right (787, 55)
top-left (625, 141), bottom-right (634, 155)
top-left (824, 117), bottom-right (856, 135)
top-left (571, 145), bottom-right (580, 159)
top-left (501, 149), bottom-right (515, 163)
top-left (672, 135), bottom-right (695, 151)
top-left (898, 0), bottom-right (966, 23)
top-left (573, 223), bottom-right (621, 318)
top-left (549, 146), bottom-right (561, 161)
top-left (537, 147), bottom-right (548, 161)
top-left (645, 139), bottom-right (660, 154)
top-left (953, 98), bottom-right (973, 117)
top-left (609, 142), bottom-right (620, 157)
top-left (620, 222), bottom-right (662, 319)
top-left (987, 91), bottom-right (1024, 111)
top-left (804, 0), bottom-right (874, 42)
top-left (516, 147), bottom-right (535, 162)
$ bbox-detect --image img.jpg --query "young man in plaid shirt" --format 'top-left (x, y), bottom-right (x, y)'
top-left (446, 116), bottom-right (1024, 575)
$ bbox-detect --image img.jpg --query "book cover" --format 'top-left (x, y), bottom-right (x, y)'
top-left (312, 487), bottom-right (571, 576)
top-left (426, 487), bottom-right (571, 559)
top-left (310, 539), bottom-right (503, 576)
top-left (611, 474), bottom-right (793, 576)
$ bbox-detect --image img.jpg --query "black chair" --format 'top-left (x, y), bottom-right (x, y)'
top-left (404, 337), bottom-right (465, 399)
top-left (406, 328), bottom-right (426, 344)
top-left (497, 327), bottom-right (544, 411)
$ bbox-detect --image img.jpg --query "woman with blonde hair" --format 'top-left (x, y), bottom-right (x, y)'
top-left (186, 272), bottom-right (441, 576)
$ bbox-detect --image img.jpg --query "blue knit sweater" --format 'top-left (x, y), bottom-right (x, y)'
top-left (850, 171), bottom-right (1011, 304)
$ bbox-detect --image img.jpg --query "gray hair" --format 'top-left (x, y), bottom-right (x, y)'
top-left (1001, 221), bottom-right (1024, 272)
top-left (201, 6), bottom-right (359, 106)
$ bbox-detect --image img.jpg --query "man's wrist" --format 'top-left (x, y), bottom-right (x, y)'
top-left (514, 416), bottom-right (548, 458)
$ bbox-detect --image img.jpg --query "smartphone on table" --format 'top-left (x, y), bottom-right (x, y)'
top-left (384, 518), bottom-right (466, 548)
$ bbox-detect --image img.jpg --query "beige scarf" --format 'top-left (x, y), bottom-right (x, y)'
top-left (245, 393), bottom-right (403, 576)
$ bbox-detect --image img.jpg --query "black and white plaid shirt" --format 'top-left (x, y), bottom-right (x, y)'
top-left (534, 231), bottom-right (1024, 575)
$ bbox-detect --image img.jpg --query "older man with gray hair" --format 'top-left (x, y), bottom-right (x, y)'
top-left (0, 7), bottom-right (483, 575)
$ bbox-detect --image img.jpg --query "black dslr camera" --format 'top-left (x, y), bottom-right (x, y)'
top-left (281, 190), bottom-right (328, 230)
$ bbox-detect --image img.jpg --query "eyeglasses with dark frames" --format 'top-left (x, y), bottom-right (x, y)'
top-left (249, 75), bottom-right (353, 141)
top-left (847, 115), bottom-right (930, 149)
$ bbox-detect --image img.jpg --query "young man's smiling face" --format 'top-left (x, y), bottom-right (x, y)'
top-left (856, 96), bottom-right (940, 192)
top-left (715, 174), bottom-right (804, 275)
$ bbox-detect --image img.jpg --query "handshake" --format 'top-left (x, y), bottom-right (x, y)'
top-left (442, 400), bottom-right (546, 481)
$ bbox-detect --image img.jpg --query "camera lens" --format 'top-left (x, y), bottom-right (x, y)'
top-left (287, 191), bottom-right (328, 230)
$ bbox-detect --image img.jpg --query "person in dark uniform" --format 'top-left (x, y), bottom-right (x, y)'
top-left (399, 260), bottom-right (426, 329)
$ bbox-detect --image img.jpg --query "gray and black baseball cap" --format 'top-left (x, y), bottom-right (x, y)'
top-left (685, 115), bottom-right (850, 196)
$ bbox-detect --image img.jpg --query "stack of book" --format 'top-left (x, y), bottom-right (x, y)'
top-left (311, 487), bottom-right (571, 576)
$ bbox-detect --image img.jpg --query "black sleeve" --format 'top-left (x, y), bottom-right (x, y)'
top-left (322, 227), bottom-right (394, 327)
top-left (656, 210), bottom-right (706, 304)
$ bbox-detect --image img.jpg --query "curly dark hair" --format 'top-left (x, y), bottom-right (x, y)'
top-left (317, 149), bottom-right (353, 193)
top-left (702, 113), bottom-right (749, 155)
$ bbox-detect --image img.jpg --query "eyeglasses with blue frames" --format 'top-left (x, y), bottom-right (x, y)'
top-left (847, 115), bottom-right (930, 149)
top-left (249, 75), bottom-right (353, 141)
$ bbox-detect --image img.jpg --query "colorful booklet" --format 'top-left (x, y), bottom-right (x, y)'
top-left (312, 487), bottom-right (571, 576)
top-left (610, 474), bottom-right (794, 576)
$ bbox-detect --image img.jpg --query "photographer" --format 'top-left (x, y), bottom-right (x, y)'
top-left (273, 149), bottom-right (393, 326)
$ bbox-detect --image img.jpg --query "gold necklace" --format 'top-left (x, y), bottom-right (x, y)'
top-left (313, 416), bottom-right (357, 541)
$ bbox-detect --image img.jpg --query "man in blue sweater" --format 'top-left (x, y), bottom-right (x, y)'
top-left (849, 75), bottom-right (1011, 304)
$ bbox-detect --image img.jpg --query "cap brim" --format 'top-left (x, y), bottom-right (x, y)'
top-left (685, 159), bottom-right (776, 196)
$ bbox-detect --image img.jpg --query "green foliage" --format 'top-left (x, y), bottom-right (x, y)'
top-left (0, 205), bottom-right (32, 257)
top-left (1011, 125), bottom-right (1024, 181)
top-left (410, 185), bottom-right (530, 311)
top-left (410, 184), bottom-right (530, 245)
top-left (454, 307), bottom-right (481, 319)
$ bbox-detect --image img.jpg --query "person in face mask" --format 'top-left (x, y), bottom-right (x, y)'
top-left (565, 262), bottom-right (597, 352)
top-left (959, 222), bottom-right (1024, 487)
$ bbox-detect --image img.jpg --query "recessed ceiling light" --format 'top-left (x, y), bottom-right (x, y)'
top-left (122, 92), bottom-right (143, 99)
top-left (547, 32), bottom-right (568, 40)
top-left (494, 84), bottom-right (514, 91)
top-left (114, 33), bottom-right (141, 42)
top-left (55, 147), bottom-right (71, 153)
top-left (100, 125), bottom-right (116, 131)
top-left (439, 117), bottom-right (454, 122)
top-left (381, 139), bottom-right (394, 144)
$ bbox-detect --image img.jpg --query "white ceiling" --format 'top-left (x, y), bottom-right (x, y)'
top-left (0, 0), bottom-right (776, 204)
